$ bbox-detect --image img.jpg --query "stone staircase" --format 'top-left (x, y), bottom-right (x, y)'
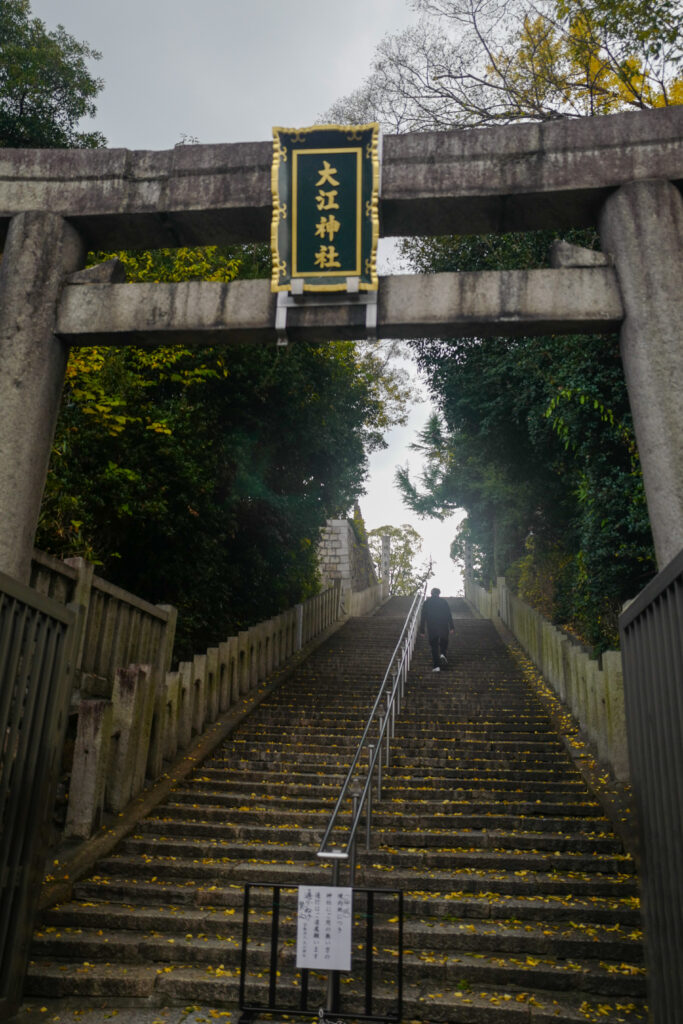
top-left (26, 599), bottom-right (647, 1022)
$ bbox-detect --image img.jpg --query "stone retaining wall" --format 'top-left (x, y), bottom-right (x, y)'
top-left (319, 519), bottom-right (380, 596)
top-left (466, 577), bottom-right (629, 781)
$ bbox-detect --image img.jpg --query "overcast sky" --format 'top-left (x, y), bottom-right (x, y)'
top-left (29, 0), bottom-right (465, 594)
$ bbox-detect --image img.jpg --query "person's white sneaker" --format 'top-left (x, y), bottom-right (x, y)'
top-left (440, 654), bottom-right (448, 667)
top-left (432, 666), bottom-right (440, 672)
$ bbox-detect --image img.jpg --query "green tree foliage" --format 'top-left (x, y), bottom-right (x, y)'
top-left (38, 244), bottom-right (410, 659)
top-left (367, 524), bottom-right (430, 596)
top-left (400, 320), bottom-right (655, 647)
top-left (327, 0), bottom-right (673, 649)
top-left (0, 0), bottom-right (105, 148)
top-left (396, 227), bottom-right (655, 649)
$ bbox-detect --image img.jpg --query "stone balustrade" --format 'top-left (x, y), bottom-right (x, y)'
top-left (62, 576), bottom-right (389, 840)
top-left (466, 577), bottom-right (629, 781)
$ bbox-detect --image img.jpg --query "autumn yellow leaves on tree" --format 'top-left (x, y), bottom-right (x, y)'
top-left (492, 0), bottom-right (682, 119)
top-left (64, 247), bottom-right (241, 438)
top-left (327, 0), bottom-right (682, 130)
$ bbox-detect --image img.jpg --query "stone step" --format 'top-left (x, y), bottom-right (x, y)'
top-left (83, 858), bottom-right (639, 900)
top-left (114, 835), bottom-right (633, 877)
top-left (229, 723), bottom-right (563, 739)
top-left (23, 961), bottom-right (648, 1022)
top-left (42, 890), bottom-right (642, 932)
top-left (375, 827), bottom-right (624, 854)
top-left (151, 802), bottom-right (616, 835)
top-left (28, 927), bottom-right (645, 997)
top-left (190, 765), bottom-right (588, 788)
top-left (389, 754), bottom-right (576, 770)
top-left (181, 777), bottom-right (592, 802)
top-left (136, 819), bottom-right (624, 854)
top-left (162, 790), bottom-right (604, 817)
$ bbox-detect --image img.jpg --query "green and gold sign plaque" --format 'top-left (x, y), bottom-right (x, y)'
top-left (271, 123), bottom-right (380, 293)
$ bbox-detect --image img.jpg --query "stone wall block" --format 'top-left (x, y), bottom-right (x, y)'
top-left (146, 682), bottom-right (167, 781)
top-left (161, 670), bottom-right (181, 763)
top-left (255, 623), bottom-right (268, 679)
top-left (295, 603), bottom-right (304, 651)
top-left (107, 664), bottom-right (152, 813)
top-left (191, 653), bottom-right (207, 735)
top-left (176, 661), bottom-right (194, 750)
top-left (557, 636), bottom-right (570, 702)
top-left (237, 631), bottom-right (250, 694)
top-left (575, 654), bottom-right (588, 730)
top-left (284, 611), bottom-right (296, 660)
top-left (266, 621), bottom-right (274, 673)
top-left (603, 651), bottom-right (630, 780)
top-left (588, 660), bottom-right (603, 753)
top-left (269, 615), bottom-right (281, 671)
top-left (131, 666), bottom-right (158, 796)
top-left (261, 622), bottom-right (272, 677)
top-left (226, 637), bottom-right (241, 705)
top-left (551, 629), bottom-right (563, 691)
top-left (205, 647), bottom-right (219, 723)
top-left (64, 699), bottom-right (112, 840)
top-left (247, 626), bottom-right (260, 688)
top-left (582, 656), bottom-right (597, 746)
top-left (217, 640), bottom-right (231, 711)
top-left (541, 621), bottom-right (552, 684)
top-left (567, 646), bottom-right (581, 719)
top-left (595, 667), bottom-right (609, 764)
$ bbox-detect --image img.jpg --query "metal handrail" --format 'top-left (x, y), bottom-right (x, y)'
top-left (316, 583), bottom-right (427, 883)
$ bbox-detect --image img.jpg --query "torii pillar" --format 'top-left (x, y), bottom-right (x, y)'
top-left (599, 178), bottom-right (683, 1024)
top-left (0, 212), bottom-right (85, 582)
top-left (599, 179), bottom-right (683, 569)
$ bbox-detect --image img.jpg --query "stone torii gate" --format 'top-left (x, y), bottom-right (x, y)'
top-left (0, 102), bottom-right (682, 1021)
top-left (0, 105), bottom-right (681, 584)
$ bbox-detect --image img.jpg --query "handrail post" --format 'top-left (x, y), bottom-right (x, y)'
top-left (387, 693), bottom-right (394, 758)
top-left (350, 790), bottom-right (360, 887)
top-left (376, 721), bottom-right (383, 796)
top-left (326, 857), bottom-right (342, 1013)
top-left (366, 750), bottom-right (374, 852)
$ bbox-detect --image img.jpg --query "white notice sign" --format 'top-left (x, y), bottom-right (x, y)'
top-left (296, 885), bottom-right (352, 971)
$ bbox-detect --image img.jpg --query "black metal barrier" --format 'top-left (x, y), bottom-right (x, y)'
top-left (0, 570), bottom-right (76, 1020)
top-left (238, 884), bottom-right (403, 1023)
top-left (619, 546), bottom-right (683, 1024)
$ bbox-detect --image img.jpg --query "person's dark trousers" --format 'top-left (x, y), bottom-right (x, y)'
top-left (429, 632), bottom-right (449, 668)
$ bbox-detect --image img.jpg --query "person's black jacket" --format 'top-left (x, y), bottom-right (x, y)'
top-left (420, 595), bottom-right (454, 637)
